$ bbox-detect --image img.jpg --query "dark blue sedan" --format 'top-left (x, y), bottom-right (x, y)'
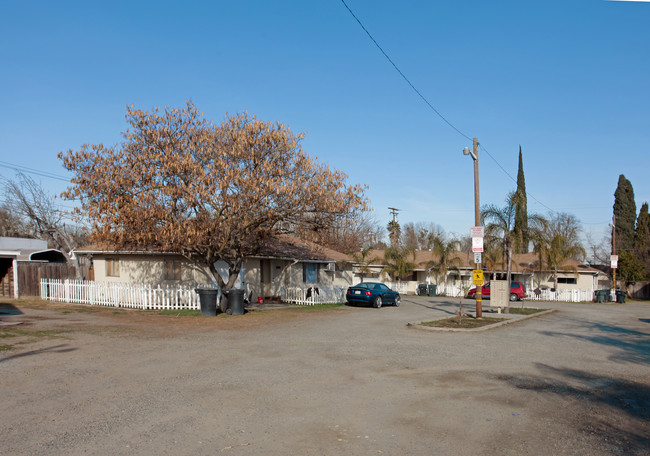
top-left (345, 282), bottom-right (401, 308)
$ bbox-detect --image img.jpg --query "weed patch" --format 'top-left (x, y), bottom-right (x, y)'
top-left (509, 307), bottom-right (547, 315)
top-left (421, 317), bottom-right (507, 329)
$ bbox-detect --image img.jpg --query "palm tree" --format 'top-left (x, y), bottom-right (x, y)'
top-left (533, 213), bottom-right (586, 290)
top-left (383, 246), bottom-right (416, 282)
top-left (350, 246), bottom-right (381, 283)
top-left (481, 193), bottom-right (517, 287)
top-left (482, 242), bottom-right (503, 281)
top-left (427, 238), bottom-right (461, 288)
top-left (539, 233), bottom-right (586, 289)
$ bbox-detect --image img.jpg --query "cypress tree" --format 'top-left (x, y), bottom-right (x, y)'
top-left (613, 175), bottom-right (636, 252)
top-left (634, 202), bottom-right (650, 276)
top-left (513, 146), bottom-right (529, 253)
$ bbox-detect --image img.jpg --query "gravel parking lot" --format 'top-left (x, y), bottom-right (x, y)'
top-left (1, 297), bottom-right (648, 455)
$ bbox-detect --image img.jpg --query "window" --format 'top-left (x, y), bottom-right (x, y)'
top-left (557, 277), bottom-right (577, 284)
top-left (165, 260), bottom-right (182, 280)
top-left (106, 258), bottom-right (120, 277)
top-left (303, 263), bottom-right (320, 283)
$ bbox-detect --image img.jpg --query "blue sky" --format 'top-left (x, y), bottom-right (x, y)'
top-left (1, 0), bottom-right (648, 244)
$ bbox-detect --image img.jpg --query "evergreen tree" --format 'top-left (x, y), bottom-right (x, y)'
top-left (613, 174), bottom-right (636, 252)
top-left (634, 202), bottom-right (650, 276)
top-left (387, 220), bottom-right (401, 247)
top-left (513, 146), bottom-right (529, 253)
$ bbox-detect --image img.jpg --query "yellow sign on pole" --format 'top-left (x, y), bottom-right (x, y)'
top-left (472, 269), bottom-right (483, 285)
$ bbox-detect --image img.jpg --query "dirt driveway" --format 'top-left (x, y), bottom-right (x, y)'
top-left (1, 297), bottom-right (648, 455)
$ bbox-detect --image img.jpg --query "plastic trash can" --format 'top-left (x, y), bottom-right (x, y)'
top-left (616, 290), bottom-right (626, 303)
top-left (224, 289), bottom-right (245, 315)
top-left (195, 288), bottom-right (218, 316)
top-left (417, 284), bottom-right (427, 296)
top-left (428, 284), bottom-right (437, 297)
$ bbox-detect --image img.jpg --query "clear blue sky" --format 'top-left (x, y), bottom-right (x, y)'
top-left (1, 0), bottom-right (648, 244)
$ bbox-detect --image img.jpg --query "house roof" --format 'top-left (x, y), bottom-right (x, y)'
top-left (363, 249), bottom-right (604, 275)
top-left (254, 234), bottom-right (353, 263)
top-left (74, 234), bottom-right (352, 264)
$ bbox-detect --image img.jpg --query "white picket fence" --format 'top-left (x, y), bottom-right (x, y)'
top-left (426, 283), bottom-right (593, 302)
top-left (527, 288), bottom-right (593, 303)
top-left (41, 279), bottom-right (201, 310)
top-left (282, 286), bottom-right (347, 305)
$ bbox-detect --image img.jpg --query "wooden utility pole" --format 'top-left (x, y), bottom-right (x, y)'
top-left (473, 138), bottom-right (482, 318)
top-left (388, 207), bottom-right (400, 224)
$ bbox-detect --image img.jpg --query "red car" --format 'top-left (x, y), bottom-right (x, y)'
top-left (467, 281), bottom-right (527, 302)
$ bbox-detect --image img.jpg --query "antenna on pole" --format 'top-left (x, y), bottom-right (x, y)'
top-left (388, 207), bottom-right (400, 224)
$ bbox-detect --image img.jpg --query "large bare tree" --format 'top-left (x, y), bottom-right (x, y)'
top-left (3, 174), bottom-right (85, 258)
top-left (59, 101), bottom-right (367, 290)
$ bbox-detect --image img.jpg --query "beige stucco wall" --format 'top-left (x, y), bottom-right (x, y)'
top-left (91, 254), bottom-right (214, 287)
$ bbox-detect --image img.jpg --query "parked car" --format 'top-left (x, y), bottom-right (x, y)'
top-left (467, 281), bottom-right (528, 302)
top-left (345, 282), bottom-right (401, 308)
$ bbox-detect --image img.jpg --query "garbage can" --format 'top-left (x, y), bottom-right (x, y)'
top-left (594, 290), bottom-right (607, 303)
top-left (616, 290), bottom-right (626, 303)
top-left (224, 289), bottom-right (245, 315)
top-left (417, 284), bottom-right (427, 296)
top-left (195, 288), bottom-right (218, 316)
top-left (428, 284), bottom-right (437, 297)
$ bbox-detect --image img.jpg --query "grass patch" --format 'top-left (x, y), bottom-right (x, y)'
top-left (157, 309), bottom-right (201, 317)
top-left (290, 303), bottom-right (346, 311)
top-left (1, 329), bottom-right (67, 338)
top-left (421, 316), bottom-right (507, 329)
top-left (61, 308), bottom-right (100, 314)
top-left (0, 344), bottom-right (13, 351)
top-left (509, 307), bottom-right (546, 315)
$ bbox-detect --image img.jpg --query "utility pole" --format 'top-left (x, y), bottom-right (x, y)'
top-left (473, 138), bottom-right (482, 318)
top-left (388, 207), bottom-right (400, 224)
top-left (464, 138), bottom-right (482, 318)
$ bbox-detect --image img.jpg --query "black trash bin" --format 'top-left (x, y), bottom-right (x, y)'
top-left (224, 289), bottom-right (245, 315)
top-left (195, 288), bottom-right (218, 316)
top-left (616, 290), bottom-right (626, 303)
top-left (428, 284), bottom-right (437, 297)
top-left (417, 284), bottom-right (428, 296)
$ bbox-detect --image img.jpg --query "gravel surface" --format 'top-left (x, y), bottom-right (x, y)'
top-left (1, 297), bottom-right (648, 455)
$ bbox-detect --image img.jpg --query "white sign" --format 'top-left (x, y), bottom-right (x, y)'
top-left (611, 255), bottom-right (618, 269)
top-left (474, 252), bottom-right (482, 264)
top-left (472, 237), bottom-right (484, 253)
top-left (470, 226), bottom-right (485, 238)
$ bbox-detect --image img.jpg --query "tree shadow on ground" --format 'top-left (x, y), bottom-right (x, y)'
top-left (0, 302), bottom-right (23, 315)
top-left (496, 363), bottom-right (650, 455)
top-left (405, 297), bottom-right (474, 316)
top-left (0, 344), bottom-right (77, 363)
top-left (540, 321), bottom-right (650, 364)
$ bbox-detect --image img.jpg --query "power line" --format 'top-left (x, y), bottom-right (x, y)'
top-left (340, 0), bottom-right (472, 141)
top-left (339, 1), bottom-right (559, 214)
top-left (0, 160), bottom-right (71, 182)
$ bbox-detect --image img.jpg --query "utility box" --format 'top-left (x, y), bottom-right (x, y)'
top-left (490, 280), bottom-right (509, 310)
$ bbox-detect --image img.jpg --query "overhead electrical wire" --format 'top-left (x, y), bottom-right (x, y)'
top-left (339, 0), bottom-right (559, 215)
top-left (0, 160), bottom-right (71, 182)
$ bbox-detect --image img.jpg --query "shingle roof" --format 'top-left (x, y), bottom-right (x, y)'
top-left (75, 234), bottom-right (352, 263)
top-left (363, 249), bottom-right (602, 274)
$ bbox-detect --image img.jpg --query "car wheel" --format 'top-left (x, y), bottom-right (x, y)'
top-left (509, 293), bottom-right (518, 302)
top-left (373, 296), bottom-right (382, 308)
top-left (394, 296), bottom-right (401, 307)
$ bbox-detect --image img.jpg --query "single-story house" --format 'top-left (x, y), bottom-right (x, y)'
top-left (73, 234), bottom-right (356, 303)
top-left (353, 249), bottom-right (609, 296)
